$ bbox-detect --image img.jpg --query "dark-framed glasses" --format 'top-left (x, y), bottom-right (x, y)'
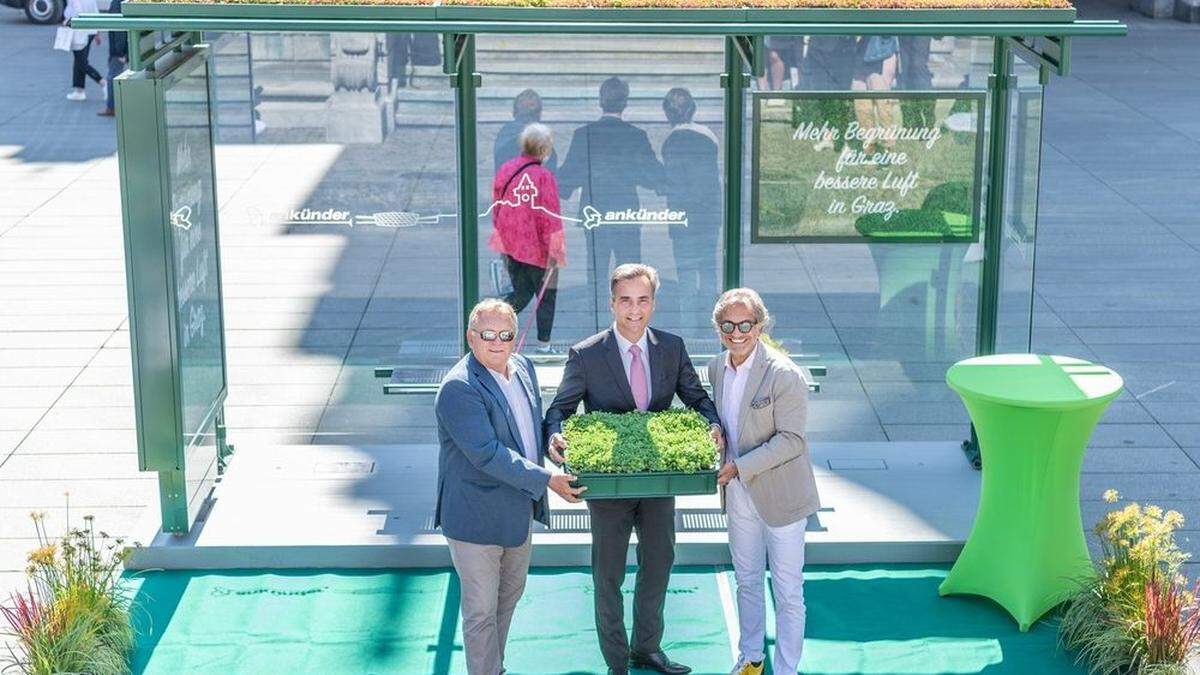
top-left (719, 320), bottom-right (759, 335)
top-left (472, 329), bottom-right (516, 343)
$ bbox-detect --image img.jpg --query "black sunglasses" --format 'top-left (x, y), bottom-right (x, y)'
top-left (472, 329), bottom-right (516, 343)
top-left (719, 320), bottom-right (759, 335)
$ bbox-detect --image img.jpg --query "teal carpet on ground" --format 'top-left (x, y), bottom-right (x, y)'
top-left (122, 565), bottom-right (1085, 674)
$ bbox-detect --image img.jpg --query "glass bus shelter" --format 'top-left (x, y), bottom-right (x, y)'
top-left (74, 4), bottom-right (1124, 536)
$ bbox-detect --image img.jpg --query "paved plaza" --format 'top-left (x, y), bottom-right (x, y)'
top-left (1, 0), bottom-right (1200, 628)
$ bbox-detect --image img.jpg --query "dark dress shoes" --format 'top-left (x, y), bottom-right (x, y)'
top-left (629, 651), bottom-right (692, 674)
top-left (608, 669), bottom-right (629, 675)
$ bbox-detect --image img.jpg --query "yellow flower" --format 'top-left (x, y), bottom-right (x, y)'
top-left (1103, 489), bottom-right (1120, 503)
top-left (27, 543), bottom-right (57, 566)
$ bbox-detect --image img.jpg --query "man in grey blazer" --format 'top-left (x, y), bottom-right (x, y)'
top-left (545, 264), bottom-right (723, 675)
top-left (435, 299), bottom-right (585, 675)
top-left (707, 288), bottom-right (821, 675)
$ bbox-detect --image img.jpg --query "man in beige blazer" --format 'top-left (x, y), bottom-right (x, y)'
top-left (707, 288), bottom-right (821, 675)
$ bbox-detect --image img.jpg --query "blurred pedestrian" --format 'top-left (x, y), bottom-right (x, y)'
top-left (852, 36), bottom-right (900, 153)
top-left (490, 123), bottom-right (566, 353)
top-left (64, 0), bottom-right (104, 101)
top-left (98, 0), bottom-right (125, 117)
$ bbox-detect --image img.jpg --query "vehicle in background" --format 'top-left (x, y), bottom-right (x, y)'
top-left (2, 0), bottom-right (64, 24)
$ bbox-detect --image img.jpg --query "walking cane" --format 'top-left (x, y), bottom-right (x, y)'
top-left (515, 262), bottom-right (557, 354)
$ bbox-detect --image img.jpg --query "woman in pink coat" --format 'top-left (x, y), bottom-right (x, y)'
top-left (490, 123), bottom-right (567, 353)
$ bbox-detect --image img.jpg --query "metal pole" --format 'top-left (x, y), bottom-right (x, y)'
top-left (964, 37), bottom-right (1014, 470)
top-left (452, 34), bottom-right (479, 352)
top-left (722, 36), bottom-right (746, 290)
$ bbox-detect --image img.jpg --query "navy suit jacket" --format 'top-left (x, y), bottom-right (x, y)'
top-left (543, 327), bottom-right (721, 439)
top-left (435, 353), bottom-right (551, 547)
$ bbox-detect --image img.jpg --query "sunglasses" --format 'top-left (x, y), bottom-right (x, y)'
top-left (719, 320), bottom-right (759, 335)
top-left (472, 329), bottom-right (516, 343)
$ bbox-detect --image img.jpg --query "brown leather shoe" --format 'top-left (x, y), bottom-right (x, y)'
top-left (97, 109), bottom-right (115, 117)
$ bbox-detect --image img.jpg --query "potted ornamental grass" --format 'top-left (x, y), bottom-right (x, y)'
top-left (1059, 490), bottom-right (1200, 674)
top-left (564, 408), bottom-right (719, 499)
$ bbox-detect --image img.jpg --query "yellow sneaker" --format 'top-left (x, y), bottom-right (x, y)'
top-left (731, 657), bottom-right (764, 675)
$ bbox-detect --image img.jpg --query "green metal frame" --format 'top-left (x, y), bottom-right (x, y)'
top-left (449, 33), bottom-right (479, 350)
top-left (722, 35), bottom-right (747, 290)
top-left (748, 89), bottom-right (987, 244)
top-left (115, 42), bottom-right (231, 534)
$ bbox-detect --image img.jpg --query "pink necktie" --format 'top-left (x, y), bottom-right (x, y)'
top-left (629, 344), bottom-right (649, 411)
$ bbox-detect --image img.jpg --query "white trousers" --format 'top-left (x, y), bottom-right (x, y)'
top-left (726, 477), bottom-right (808, 674)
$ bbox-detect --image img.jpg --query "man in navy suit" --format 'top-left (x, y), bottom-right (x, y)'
top-left (545, 264), bottom-right (724, 675)
top-left (435, 298), bottom-right (585, 675)
top-left (558, 77), bottom-right (665, 315)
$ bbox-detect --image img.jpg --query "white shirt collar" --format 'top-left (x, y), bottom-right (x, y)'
top-left (725, 342), bottom-right (759, 375)
top-left (613, 325), bottom-right (649, 357)
top-left (485, 359), bottom-right (513, 384)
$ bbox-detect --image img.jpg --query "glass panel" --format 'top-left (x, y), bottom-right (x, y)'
top-left (164, 56), bottom-right (226, 444)
top-left (209, 31), bottom-right (459, 445)
top-left (474, 34), bottom-right (726, 356)
top-left (742, 36), bottom-right (994, 444)
top-left (995, 56), bottom-right (1044, 355)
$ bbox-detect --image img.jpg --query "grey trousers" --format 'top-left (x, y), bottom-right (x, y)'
top-left (588, 497), bottom-right (676, 670)
top-left (447, 532), bottom-right (533, 675)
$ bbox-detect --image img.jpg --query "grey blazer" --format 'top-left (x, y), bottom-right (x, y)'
top-left (708, 342), bottom-right (821, 528)
top-left (434, 353), bottom-right (552, 547)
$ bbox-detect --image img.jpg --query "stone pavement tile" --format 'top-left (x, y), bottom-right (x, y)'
top-left (882, 424), bottom-right (970, 442)
top-left (1140, 402), bottom-right (1200, 425)
top-left (13, 429), bottom-right (136, 454)
top-left (1081, 473), bottom-right (1200, 503)
top-left (0, 331), bottom-right (112, 350)
top-left (0, 314), bottom-right (125, 331)
top-left (224, 310), bottom-right (363, 331)
top-left (0, 408), bottom-right (41, 432)
top-left (0, 453), bottom-right (139, 481)
top-left (0, 506), bottom-right (145, 540)
top-left (36, 406), bottom-right (134, 431)
top-left (871, 401), bottom-right (969, 426)
top-left (0, 431), bottom-right (25, 455)
top-left (1089, 423), bottom-right (1180, 448)
top-left (1082, 446), bottom-right (1199, 474)
top-left (1165, 425), bottom-right (1200, 447)
top-left (0, 479), bottom-right (156, 508)
top-left (71, 365), bottom-right (131, 387)
top-left (225, 383), bottom-right (336, 408)
top-left (0, 367), bottom-right (83, 387)
top-left (223, 328), bottom-right (355, 350)
top-left (0, 386), bottom-right (63, 409)
top-left (809, 427), bottom-right (889, 443)
top-left (52, 386), bottom-right (133, 408)
top-left (223, 405), bottom-right (325, 430)
top-left (0, 349), bottom-right (95, 368)
top-left (227, 364), bottom-right (343, 386)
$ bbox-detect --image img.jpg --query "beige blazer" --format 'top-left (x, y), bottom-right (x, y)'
top-left (708, 342), bottom-right (821, 528)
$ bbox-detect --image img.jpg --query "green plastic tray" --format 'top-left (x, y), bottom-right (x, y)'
top-left (566, 467), bottom-right (718, 500)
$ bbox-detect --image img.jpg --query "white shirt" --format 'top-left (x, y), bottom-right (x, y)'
top-left (721, 347), bottom-right (758, 457)
top-left (487, 363), bottom-right (539, 465)
top-left (613, 325), bottom-right (652, 401)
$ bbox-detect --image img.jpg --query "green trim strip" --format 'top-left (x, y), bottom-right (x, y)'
top-left (71, 14), bottom-right (1126, 37)
top-left (120, 2), bottom-right (1077, 23)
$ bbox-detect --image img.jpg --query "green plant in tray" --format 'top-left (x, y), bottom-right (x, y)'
top-left (564, 409), bottom-right (718, 474)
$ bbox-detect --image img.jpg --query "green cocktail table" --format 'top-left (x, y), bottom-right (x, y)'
top-left (939, 354), bottom-right (1123, 631)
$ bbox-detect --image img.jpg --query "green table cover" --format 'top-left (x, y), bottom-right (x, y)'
top-left (940, 354), bottom-right (1123, 631)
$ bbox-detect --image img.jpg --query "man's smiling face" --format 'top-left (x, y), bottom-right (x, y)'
top-left (611, 275), bottom-right (656, 342)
